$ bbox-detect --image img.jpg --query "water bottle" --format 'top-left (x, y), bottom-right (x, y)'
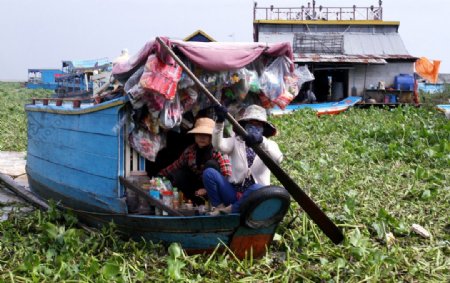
top-left (161, 190), bottom-right (174, 216)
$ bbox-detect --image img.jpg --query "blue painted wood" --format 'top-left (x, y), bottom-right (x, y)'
top-left (27, 166), bottom-right (125, 213)
top-left (131, 232), bottom-right (231, 249)
top-left (436, 104), bottom-right (450, 111)
top-left (27, 142), bottom-right (117, 179)
top-left (270, 96), bottom-right (362, 115)
top-left (27, 155), bottom-right (118, 197)
top-left (28, 112), bottom-right (118, 136)
top-left (28, 127), bottom-right (117, 158)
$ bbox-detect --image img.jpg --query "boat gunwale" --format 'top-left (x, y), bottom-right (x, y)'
top-left (24, 96), bottom-right (128, 115)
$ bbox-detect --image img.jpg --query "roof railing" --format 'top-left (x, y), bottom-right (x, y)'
top-left (254, 1), bottom-right (383, 21)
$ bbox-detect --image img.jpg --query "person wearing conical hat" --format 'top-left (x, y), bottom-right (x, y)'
top-left (159, 117), bottom-right (231, 205)
top-left (203, 104), bottom-right (283, 215)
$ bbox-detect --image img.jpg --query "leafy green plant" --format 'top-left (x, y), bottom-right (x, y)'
top-left (0, 82), bottom-right (449, 282)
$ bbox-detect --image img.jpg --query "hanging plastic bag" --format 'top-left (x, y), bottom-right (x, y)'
top-left (231, 68), bottom-right (252, 101)
top-left (142, 111), bottom-right (160, 135)
top-left (259, 56), bottom-right (290, 101)
top-left (258, 92), bottom-right (274, 109)
top-left (136, 92), bottom-right (166, 113)
top-left (140, 54), bottom-right (183, 100)
top-left (247, 69), bottom-right (260, 93)
top-left (296, 65), bottom-right (315, 88)
top-left (129, 128), bottom-right (166, 162)
top-left (273, 73), bottom-right (299, 109)
top-left (160, 94), bottom-right (183, 129)
top-left (179, 87), bottom-right (198, 112)
top-left (178, 71), bottom-right (195, 89)
top-left (273, 90), bottom-right (295, 109)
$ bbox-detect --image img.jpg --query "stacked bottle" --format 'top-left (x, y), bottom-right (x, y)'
top-left (172, 187), bottom-right (180, 209)
top-left (148, 178), bottom-right (161, 215)
top-left (161, 190), bottom-right (174, 216)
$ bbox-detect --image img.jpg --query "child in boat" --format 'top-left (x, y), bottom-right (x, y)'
top-left (158, 117), bottom-right (232, 205)
top-left (203, 104), bottom-right (283, 215)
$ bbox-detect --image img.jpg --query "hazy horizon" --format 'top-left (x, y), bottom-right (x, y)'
top-left (1, 0), bottom-right (448, 81)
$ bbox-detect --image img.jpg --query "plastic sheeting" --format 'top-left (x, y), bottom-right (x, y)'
top-left (415, 57), bottom-right (441, 84)
top-left (112, 37), bottom-right (294, 76)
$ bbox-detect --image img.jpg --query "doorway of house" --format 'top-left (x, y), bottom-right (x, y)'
top-left (312, 68), bottom-right (349, 102)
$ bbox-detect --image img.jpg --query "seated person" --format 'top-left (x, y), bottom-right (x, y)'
top-left (203, 105), bottom-right (283, 215)
top-left (158, 117), bottom-right (232, 205)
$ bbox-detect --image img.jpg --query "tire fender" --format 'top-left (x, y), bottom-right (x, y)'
top-left (239, 185), bottom-right (290, 229)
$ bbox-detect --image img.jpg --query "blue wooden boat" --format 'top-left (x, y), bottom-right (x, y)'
top-left (24, 37), bottom-right (345, 257)
top-left (26, 69), bottom-right (65, 90)
top-left (436, 104), bottom-right (450, 112)
top-left (25, 96), bottom-right (291, 259)
top-left (269, 96), bottom-right (362, 116)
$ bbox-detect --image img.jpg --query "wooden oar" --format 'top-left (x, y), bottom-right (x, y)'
top-left (156, 37), bottom-right (344, 244)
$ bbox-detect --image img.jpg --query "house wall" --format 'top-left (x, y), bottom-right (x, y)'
top-left (348, 62), bottom-right (414, 96)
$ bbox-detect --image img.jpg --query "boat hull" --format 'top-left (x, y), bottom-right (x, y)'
top-left (27, 170), bottom-right (279, 258)
top-left (25, 97), bottom-right (289, 259)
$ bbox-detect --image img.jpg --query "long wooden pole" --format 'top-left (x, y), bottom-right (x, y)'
top-left (156, 37), bottom-right (344, 244)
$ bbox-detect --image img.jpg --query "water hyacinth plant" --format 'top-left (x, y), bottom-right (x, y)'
top-left (0, 82), bottom-right (449, 281)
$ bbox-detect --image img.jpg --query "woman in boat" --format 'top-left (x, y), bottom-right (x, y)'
top-left (203, 104), bottom-right (283, 215)
top-left (158, 117), bottom-right (232, 205)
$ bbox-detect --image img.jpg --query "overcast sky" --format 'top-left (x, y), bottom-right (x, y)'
top-left (0, 0), bottom-right (448, 81)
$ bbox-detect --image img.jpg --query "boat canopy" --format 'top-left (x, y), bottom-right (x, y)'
top-left (112, 37), bottom-right (294, 76)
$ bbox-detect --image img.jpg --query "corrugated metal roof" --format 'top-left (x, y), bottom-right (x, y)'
top-left (344, 33), bottom-right (410, 56)
top-left (293, 54), bottom-right (387, 64)
top-left (260, 32), bottom-right (417, 63)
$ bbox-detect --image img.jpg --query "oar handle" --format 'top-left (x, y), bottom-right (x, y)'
top-left (155, 37), bottom-right (344, 244)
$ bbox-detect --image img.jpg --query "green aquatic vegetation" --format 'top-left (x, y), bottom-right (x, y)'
top-left (0, 82), bottom-right (449, 281)
top-left (0, 82), bottom-right (52, 151)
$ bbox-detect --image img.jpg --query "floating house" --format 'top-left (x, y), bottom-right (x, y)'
top-left (253, 1), bottom-right (418, 104)
top-left (26, 69), bottom-right (65, 90)
top-left (27, 58), bottom-right (112, 97)
top-left (55, 58), bottom-right (112, 96)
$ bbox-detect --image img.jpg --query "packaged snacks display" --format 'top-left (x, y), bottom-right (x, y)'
top-left (140, 54), bottom-right (183, 100)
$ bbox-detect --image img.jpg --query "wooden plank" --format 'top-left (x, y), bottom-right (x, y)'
top-left (27, 155), bottom-right (118, 197)
top-left (119, 176), bottom-right (185, 216)
top-left (0, 173), bottom-right (95, 232)
top-left (29, 128), bottom-right (118, 158)
top-left (27, 111), bottom-right (119, 137)
top-left (0, 173), bottom-right (48, 210)
top-left (125, 144), bottom-right (131, 176)
top-left (27, 141), bottom-right (118, 179)
top-left (132, 149), bottom-right (138, 171)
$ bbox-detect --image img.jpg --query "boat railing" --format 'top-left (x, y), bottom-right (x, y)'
top-left (254, 3), bottom-right (383, 21)
top-left (30, 97), bottom-right (89, 108)
top-left (30, 91), bottom-right (114, 108)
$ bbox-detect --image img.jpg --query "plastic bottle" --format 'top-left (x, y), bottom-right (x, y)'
top-left (161, 190), bottom-right (174, 216)
top-left (149, 187), bottom-right (161, 216)
top-left (172, 187), bottom-right (180, 209)
top-left (162, 177), bottom-right (173, 190)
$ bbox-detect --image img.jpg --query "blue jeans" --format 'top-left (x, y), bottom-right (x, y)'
top-left (202, 168), bottom-right (263, 213)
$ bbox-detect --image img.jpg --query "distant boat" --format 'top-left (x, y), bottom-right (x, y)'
top-left (26, 69), bottom-right (65, 90)
top-left (269, 96), bottom-right (362, 116)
